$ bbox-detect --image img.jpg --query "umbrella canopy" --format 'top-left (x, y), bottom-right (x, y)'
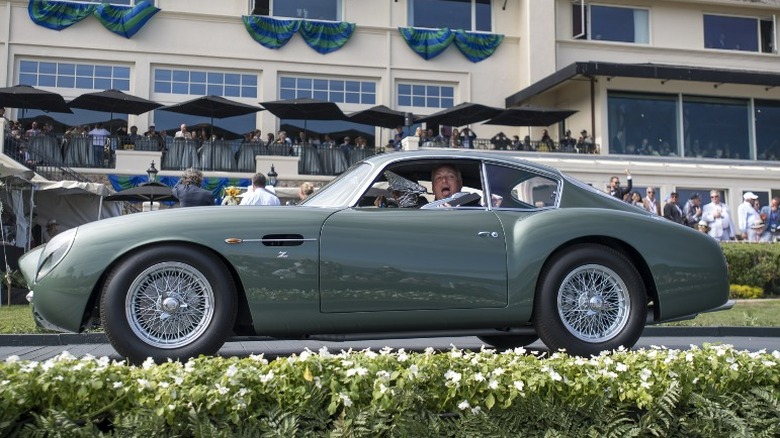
top-left (0, 84), bottom-right (72, 114)
top-left (415, 102), bottom-right (503, 127)
top-left (104, 181), bottom-right (177, 203)
top-left (68, 89), bottom-right (162, 115)
top-left (159, 95), bottom-right (263, 137)
top-left (484, 105), bottom-right (578, 127)
top-left (261, 98), bottom-right (346, 122)
top-left (346, 105), bottom-right (408, 129)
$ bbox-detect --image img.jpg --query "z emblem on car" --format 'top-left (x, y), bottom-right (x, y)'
top-left (277, 251), bottom-right (288, 258)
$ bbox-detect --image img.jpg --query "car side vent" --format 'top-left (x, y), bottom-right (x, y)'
top-left (262, 234), bottom-right (306, 247)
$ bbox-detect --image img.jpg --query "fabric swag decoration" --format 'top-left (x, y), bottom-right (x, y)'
top-left (28, 0), bottom-right (160, 39)
top-left (399, 27), bottom-right (504, 62)
top-left (243, 16), bottom-right (356, 54)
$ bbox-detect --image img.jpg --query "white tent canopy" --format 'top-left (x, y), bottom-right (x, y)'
top-left (34, 181), bottom-right (121, 236)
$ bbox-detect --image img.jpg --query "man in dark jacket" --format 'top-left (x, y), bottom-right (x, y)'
top-left (172, 168), bottom-right (213, 207)
top-left (663, 192), bottom-right (685, 224)
top-left (608, 169), bottom-right (632, 202)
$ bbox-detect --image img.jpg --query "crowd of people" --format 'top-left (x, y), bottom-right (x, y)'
top-left (408, 125), bottom-right (598, 154)
top-left (608, 171), bottom-right (779, 242)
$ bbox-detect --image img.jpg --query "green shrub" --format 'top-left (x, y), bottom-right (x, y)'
top-left (722, 243), bottom-right (780, 295)
top-left (1, 345), bottom-right (778, 436)
top-left (729, 284), bottom-right (764, 299)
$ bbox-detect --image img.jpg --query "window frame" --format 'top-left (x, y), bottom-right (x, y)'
top-left (19, 59), bottom-right (131, 92)
top-left (250, 0), bottom-right (342, 21)
top-left (702, 13), bottom-right (774, 53)
top-left (408, 0), bottom-right (492, 33)
top-left (279, 75), bottom-right (376, 105)
top-left (396, 81), bottom-right (455, 110)
top-left (572, 2), bottom-right (650, 44)
top-left (153, 67), bottom-right (258, 99)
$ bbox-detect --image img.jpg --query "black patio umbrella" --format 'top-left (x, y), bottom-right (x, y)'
top-left (260, 98), bottom-right (346, 132)
top-left (105, 181), bottom-right (178, 204)
top-left (68, 89), bottom-right (162, 132)
top-left (0, 84), bottom-right (72, 115)
top-left (159, 95), bottom-right (263, 137)
top-left (483, 105), bottom-right (578, 127)
top-left (415, 102), bottom-right (503, 127)
top-left (346, 105), bottom-right (408, 129)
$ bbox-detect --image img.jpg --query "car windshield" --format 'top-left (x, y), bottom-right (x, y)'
top-left (299, 162), bottom-right (375, 207)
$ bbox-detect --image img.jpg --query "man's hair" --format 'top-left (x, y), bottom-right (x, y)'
top-left (300, 181), bottom-right (314, 196)
top-left (431, 164), bottom-right (462, 183)
top-left (252, 172), bottom-right (267, 188)
top-left (180, 168), bottom-right (203, 186)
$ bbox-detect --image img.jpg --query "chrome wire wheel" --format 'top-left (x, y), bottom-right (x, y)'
top-left (557, 263), bottom-right (630, 343)
top-left (125, 261), bottom-right (215, 349)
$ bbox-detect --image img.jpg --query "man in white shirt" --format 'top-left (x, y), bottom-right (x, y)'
top-left (737, 192), bottom-right (761, 241)
top-left (239, 172), bottom-right (280, 206)
top-left (702, 190), bottom-right (736, 241)
top-left (88, 123), bottom-right (110, 167)
top-left (175, 123), bottom-right (191, 139)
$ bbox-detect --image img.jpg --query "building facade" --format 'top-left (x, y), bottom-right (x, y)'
top-left (2, 0), bottom-right (780, 209)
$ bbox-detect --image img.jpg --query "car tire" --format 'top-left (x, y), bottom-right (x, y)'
top-left (477, 334), bottom-right (539, 350)
top-left (100, 245), bottom-right (236, 363)
top-left (533, 244), bottom-right (646, 356)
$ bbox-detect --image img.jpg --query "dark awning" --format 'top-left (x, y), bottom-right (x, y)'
top-left (506, 61), bottom-right (780, 107)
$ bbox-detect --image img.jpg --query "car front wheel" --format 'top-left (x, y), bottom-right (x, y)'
top-left (100, 245), bottom-right (236, 363)
top-left (533, 244), bottom-right (646, 356)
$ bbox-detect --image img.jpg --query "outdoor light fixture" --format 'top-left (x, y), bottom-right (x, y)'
top-left (267, 164), bottom-right (278, 187)
top-left (146, 160), bottom-right (158, 183)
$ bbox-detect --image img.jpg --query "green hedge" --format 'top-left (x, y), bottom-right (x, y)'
top-left (1, 345), bottom-right (778, 436)
top-left (722, 243), bottom-right (780, 296)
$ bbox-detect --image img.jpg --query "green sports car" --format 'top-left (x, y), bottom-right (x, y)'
top-left (20, 150), bottom-right (731, 362)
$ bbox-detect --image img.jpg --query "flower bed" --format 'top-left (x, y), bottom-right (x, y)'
top-left (1, 344), bottom-right (778, 436)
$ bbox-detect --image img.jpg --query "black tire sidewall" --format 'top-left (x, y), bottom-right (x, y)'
top-left (100, 245), bottom-right (236, 363)
top-left (534, 244), bottom-right (646, 356)
top-left (477, 335), bottom-right (539, 350)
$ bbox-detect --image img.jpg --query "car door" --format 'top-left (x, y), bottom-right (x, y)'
top-left (319, 208), bottom-right (508, 313)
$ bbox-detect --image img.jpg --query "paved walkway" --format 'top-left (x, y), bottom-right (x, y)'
top-left (1, 327), bottom-right (779, 361)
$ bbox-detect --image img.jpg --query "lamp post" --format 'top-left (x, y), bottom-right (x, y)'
top-left (267, 164), bottom-right (278, 187)
top-left (146, 160), bottom-right (158, 184)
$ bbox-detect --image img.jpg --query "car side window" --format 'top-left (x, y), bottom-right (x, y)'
top-left (486, 163), bottom-right (559, 209)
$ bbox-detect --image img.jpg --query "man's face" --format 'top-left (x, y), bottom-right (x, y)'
top-left (646, 189), bottom-right (655, 199)
top-left (610, 178), bottom-right (619, 189)
top-left (772, 199), bottom-right (779, 209)
top-left (432, 166), bottom-right (462, 200)
top-left (693, 197), bottom-right (701, 207)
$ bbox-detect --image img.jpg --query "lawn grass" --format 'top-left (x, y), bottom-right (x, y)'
top-left (1, 300), bottom-right (779, 335)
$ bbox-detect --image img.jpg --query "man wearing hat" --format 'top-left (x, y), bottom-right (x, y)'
top-left (683, 193), bottom-right (703, 228)
top-left (737, 192), bottom-right (761, 241)
top-left (144, 124), bottom-right (165, 151)
top-left (43, 219), bottom-right (59, 243)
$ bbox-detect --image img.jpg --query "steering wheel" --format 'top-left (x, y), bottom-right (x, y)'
top-left (420, 192), bottom-right (482, 209)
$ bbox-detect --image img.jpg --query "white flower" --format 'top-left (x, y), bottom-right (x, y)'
top-left (763, 360), bottom-right (776, 367)
top-left (449, 349), bottom-right (463, 359)
top-left (488, 379), bottom-right (498, 390)
top-left (215, 383), bottom-right (229, 395)
top-left (346, 366), bottom-right (368, 377)
top-left (408, 364), bottom-right (419, 378)
top-left (548, 370), bottom-right (562, 381)
top-left (380, 346), bottom-right (394, 356)
top-left (685, 352), bottom-right (694, 362)
top-left (514, 381), bottom-right (525, 392)
top-left (473, 372), bottom-right (485, 382)
top-left (378, 383), bottom-right (388, 394)
top-left (339, 392), bottom-right (353, 407)
top-left (444, 370), bottom-right (462, 384)
top-left (615, 363), bottom-right (628, 372)
top-left (142, 357), bottom-right (156, 369)
top-left (249, 353), bottom-right (268, 364)
top-left (298, 350), bottom-right (312, 362)
top-left (398, 351), bottom-right (409, 362)
top-left (491, 367), bottom-right (505, 376)
top-left (174, 376), bottom-right (184, 385)
top-left (225, 365), bottom-right (238, 378)
top-left (159, 382), bottom-right (170, 389)
top-left (259, 371), bottom-right (275, 383)
top-left (5, 355), bottom-right (20, 363)
top-left (471, 406), bottom-right (482, 414)
top-left (458, 400), bottom-right (470, 410)
top-left (730, 363), bottom-right (739, 372)
top-left (424, 347), bottom-right (435, 355)
top-left (137, 379), bottom-right (151, 390)
top-left (639, 368), bottom-right (652, 381)
top-left (363, 349), bottom-right (378, 359)
top-left (113, 381), bottom-right (124, 389)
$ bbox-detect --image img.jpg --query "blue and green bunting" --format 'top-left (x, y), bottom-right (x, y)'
top-left (399, 27), bottom-right (504, 62)
top-left (108, 175), bottom-right (250, 205)
top-left (399, 27), bottom-right (454, 60)
top-left (242, 16), bottom-right (355, 54)
top-left (242, 16), bottom-right (301, 49)
top-left (28, 0), bottom-right (159, 39)
top-left (453, 31), bottom-right (504, 63)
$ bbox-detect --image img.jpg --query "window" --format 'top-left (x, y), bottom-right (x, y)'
top-left (607, 92), bottom-right (678, 156)
top-left (486, 164), bottom-right (560, 209)
top-left (573, 4), bottom-right (649, 44)
top-left (19, 60), bottom-right (130, 91)
top-left (251, 0), bottom-right (341, 21)
top-left (154, 68), bottom-right (257, 98)
top-left (409, 0), bottom-right (492, 32)
top-left (703, 14), bottom-right (773, 53)
top-left (397, 83), bottom-right (454, 109)
top-left (754, 100), bottom-right (780, 161)
top-left (280, 76), bottom-right (375, 104)
top-left (683, 96), bottom-right (750, 160)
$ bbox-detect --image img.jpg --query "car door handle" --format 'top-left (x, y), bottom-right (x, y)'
top-left (478, 231), bottom-right (499, 238)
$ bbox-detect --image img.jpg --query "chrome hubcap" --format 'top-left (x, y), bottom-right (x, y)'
top-left (557, 264), bottom-right (630, 343)
top-left (126, 261), bottom-right (214, 349)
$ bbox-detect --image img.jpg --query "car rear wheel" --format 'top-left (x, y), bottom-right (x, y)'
top-left (477, 334), bottom-right (539, 350)
top-left (533, 244), bottom-right (646, 356)
top-left (100, 245), bottom-right (236, 363)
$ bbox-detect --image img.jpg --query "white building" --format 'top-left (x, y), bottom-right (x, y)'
top-left (2, 0), bottom-right (780, 209)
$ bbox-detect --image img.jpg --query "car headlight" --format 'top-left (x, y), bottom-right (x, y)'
top-left (36, 227), bottom-right (77, 282)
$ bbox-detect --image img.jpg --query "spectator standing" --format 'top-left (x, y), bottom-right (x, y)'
top-left (174, 123), bottom-right (191, 139)
top-left (460, 127), bottom-right (477, 149)
top-left (607, 170), bottom-right (632, 201)
top-left (511, 135), bottom-right (521, 150)
top-left (642, 187), bottom-right (661, 215)
top-left (737, 192), bottom-right (762, 241)
top-left (683, 193), bottom-right (703, 227)
top-left (43, 219), bottom-right (59, 243)
top-left (449, 128), bottom-right (461, 148)
top-left (702, 190), bottom-right (736, 241)
top-left (88, 123), bottom-right (110, 167)
top-left (172, 168), bottom-right (213, 207)
top-left (393, 125), bottom-right (404, 151)
top-left (760, 197), bottom-right (780, 241)
top-left (629, 191), bottom-right (642, 207)
top-left (560, 130), bottom-right (576, 151)
top-left (539, 129), bottom-right (554, 151)
top-left (577, 129), bottom-right (593, 153)
top-left (144, 125), bottom-right (165, 151)
top-left (25, 121), bottom-right (42, 137)
top-left (662, 192), bottom-right (685, 224)
top-left (240, 172), bottom-right (280, 206)
top-left (490, 132), bottom-right (511, 150)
